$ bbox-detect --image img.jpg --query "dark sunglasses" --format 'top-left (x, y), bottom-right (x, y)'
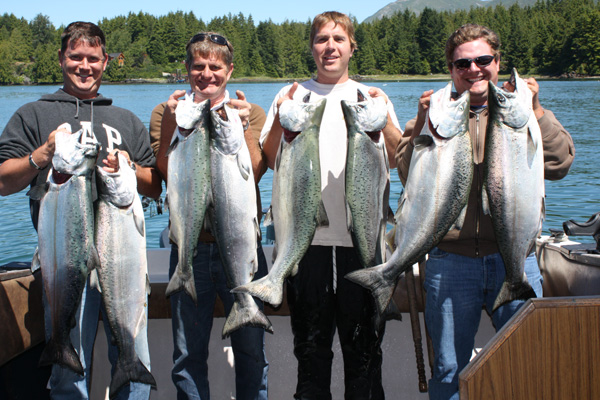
top-left (190, 33), bottom-right (232, 50)
top-left (452, 55), bottom-right (495, 70)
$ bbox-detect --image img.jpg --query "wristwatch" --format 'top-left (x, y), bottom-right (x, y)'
top-left (29, 153), bottom-right (43, 170)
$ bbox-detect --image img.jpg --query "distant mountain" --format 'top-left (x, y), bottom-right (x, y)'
top-left (363, 0), bottom-right (539, 22)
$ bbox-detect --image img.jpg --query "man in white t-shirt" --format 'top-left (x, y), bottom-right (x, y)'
top-left (260, 11), bottom-right (402, 400)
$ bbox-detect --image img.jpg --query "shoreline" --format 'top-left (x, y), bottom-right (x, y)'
top-left (123, 73), bottom-right (600, 84)
top-left (3, 73), bottom-right (599, 87)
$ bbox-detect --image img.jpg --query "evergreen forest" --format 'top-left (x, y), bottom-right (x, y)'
top-left (1, 0), bottom-right (599, 84)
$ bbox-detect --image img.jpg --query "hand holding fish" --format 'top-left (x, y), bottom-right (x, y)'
top-left (410, 89), bottom-right (434, 144)
top-left (503, 76), bottom-right (545, 119)
top-left (277, 82), bottom-right (299, 110)
top-left (230, 90), bottom-right (251, 130)
top-left (102, 149), bottom-right (132, 173)
top-left (367, 86), bottom-right (389, 104)
top-left (33, 128), bottom-right (65, 170)
top-left (166, 90), bottom-right (188, 114)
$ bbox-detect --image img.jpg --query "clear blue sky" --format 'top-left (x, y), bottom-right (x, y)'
top-left (5, 0), bottom-right (392, 27)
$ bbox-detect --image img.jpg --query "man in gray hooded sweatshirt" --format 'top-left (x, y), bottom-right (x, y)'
top-left (0, 21), bottom-right (161, 399)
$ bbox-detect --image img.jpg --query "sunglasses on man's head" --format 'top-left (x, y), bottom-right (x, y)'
top-left (452, 55), bottom-right (495, 70)
top-left (191, 33), bottom-right (231, 50)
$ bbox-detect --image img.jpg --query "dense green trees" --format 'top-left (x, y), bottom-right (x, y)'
top-left (1, 0), bottom-right (599, 84)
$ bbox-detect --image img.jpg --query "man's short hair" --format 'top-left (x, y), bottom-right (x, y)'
top-left (445, 24), bottom-right (501, 70)
top-left (61, 21), bottom-right (106, 56)
top-left (309, 11), bottom-right (357, 51)
top-left (185, 32), bottom-right (234, 67)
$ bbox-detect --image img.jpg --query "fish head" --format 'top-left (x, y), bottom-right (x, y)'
top-left (52, 129), bottom-right (100, 176)
top-left (279, 96), bottom-right (327, 143)
top-left (341, 89), bottom-right (388, 142)
top-left (96, 152), bottom-right (138, 207)
top-left (210, 104), bottom-right (244, 155)
top-left (428, 82), bottom-right (470, 139)
top-left (488, 69), bottom-right (532, 129)
top-left (175, 94), bottom-right (211, 130)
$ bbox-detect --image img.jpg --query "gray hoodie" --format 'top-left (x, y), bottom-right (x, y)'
top-left (0, 89), bottom-right (156, 227)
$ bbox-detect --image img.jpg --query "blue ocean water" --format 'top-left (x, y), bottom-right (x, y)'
top-left (1, 80), bottom-right (598, 264)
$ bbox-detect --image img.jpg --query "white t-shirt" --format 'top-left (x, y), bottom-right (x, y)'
top-left (260, 79), bottom-right (401, 247)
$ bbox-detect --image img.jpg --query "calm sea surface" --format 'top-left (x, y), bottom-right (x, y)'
top-left (1, 80), bottom-right (598, 264)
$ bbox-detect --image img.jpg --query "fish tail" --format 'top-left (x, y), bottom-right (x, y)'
top-left (231, 276), bottom-right (283, 307)
top-left (345, 267), bottom-right (395, 316)
top-left (492, 280), bottom-right (537, 312)
top-left (109, 356), bottom-right (157, 399)
top-left (165, 269), bottom-right (198, 304)
top-left (222, 300), bottom-right (274, 338)
top-left (38, 339), bottom-right (84, 375)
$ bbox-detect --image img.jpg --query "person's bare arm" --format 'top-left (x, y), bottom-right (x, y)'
top-left (261, 82), bottom-right (298, 170)
top-left (0, 129), bottom-right (59, 196)
top-left (155, 90), bottom-right (186, 183)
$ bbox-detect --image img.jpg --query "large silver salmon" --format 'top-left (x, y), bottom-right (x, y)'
top-left (208, 105), bottom-right (272, 337)
top-left (485, 69), bottom-right (544, 311)
top-left (95, 153), bottom-right (156, 398)
top-left (342, 89), bottom-right (390, 268)
top-left (346, 84), bottom-right (473, 316)
top-left (31, 129), bottom-right (100, 374)
top-left (233, 97), bottom-right (328, 307)
top-left (166, 96), bottom-right (212, 303)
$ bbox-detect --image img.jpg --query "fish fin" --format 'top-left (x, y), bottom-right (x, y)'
top-left (374, 224), bottom-right (387, 265)
top-left (271, 242), bottom-right (278, 264)
top-left (222, 300), bottom-right (273, 338)
top-left (450, 205), bottom-right (468, 232)
top-left (168, 228), bottom-right (178, 247)
top-left (166, 269), bottom-right (198, 304)
top-left (263, 206), bottom-right (273, 227)
top-left (89, 270), bottom-right (101, 292)
top-left (376, 297), bottom-right (402, 328)
top-left (386, 206), bottom-right (395, 224)
top-left (132, 198), bottom-right (146, 237)
top-left (146, 274), bottom-right (151, 295)
top-left (26, 181), bottom-right (49, 201)
top-left (164, 194), bottom-right (170, 212)
top-left (413, 135), bottom-right (434, 148)
top-left (492, 278), bottom-right (536, 312)
top-left (385, 225), bottom-right (397, 252)
top-left (481, 185), bottom-right (490, 216)
top-left (384, 142), bottom-right (390, 170)
top-left (165, 135), bottom-right (179, 157)
top-left (541, 196), bottom-right (546, 222)
top-left (203, 213), bottom-right (213, 235)
top-left (31, 247), bottom-right (41, 273)
top-left (275, 139), bottom-right (283, 171)
top-left (394, 195), bottom-right (406, 222)
top-left (39, 338), bottom-right (84, 375)
top-left (109, 356), bottom-right (157, 399)
top-left (345, 264), bottom-right (397, 316)
top-left (345, 199), bottom-right (353, 232)
top-left (232, 276), bottom-right (283, 307)
top-left (526, 118), bottom-right (543, 165)
top-left (317, 200), bottom-right (329, 227)
top-left (253, 217), bottom-right (262, 245)
top-left (237, 153), bottom-right (251, 181)
top-left (133, 210), bottom-right (146, 238)
top-left (88, 245), bottom-right (101, 272)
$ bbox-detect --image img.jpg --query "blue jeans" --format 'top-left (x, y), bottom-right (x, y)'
top-left (169, 241), bottom-right (269, 400)
top-left (423, 248), bottom-right (543, 400)
top-left (43, 276), bottom-right (152, 400)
